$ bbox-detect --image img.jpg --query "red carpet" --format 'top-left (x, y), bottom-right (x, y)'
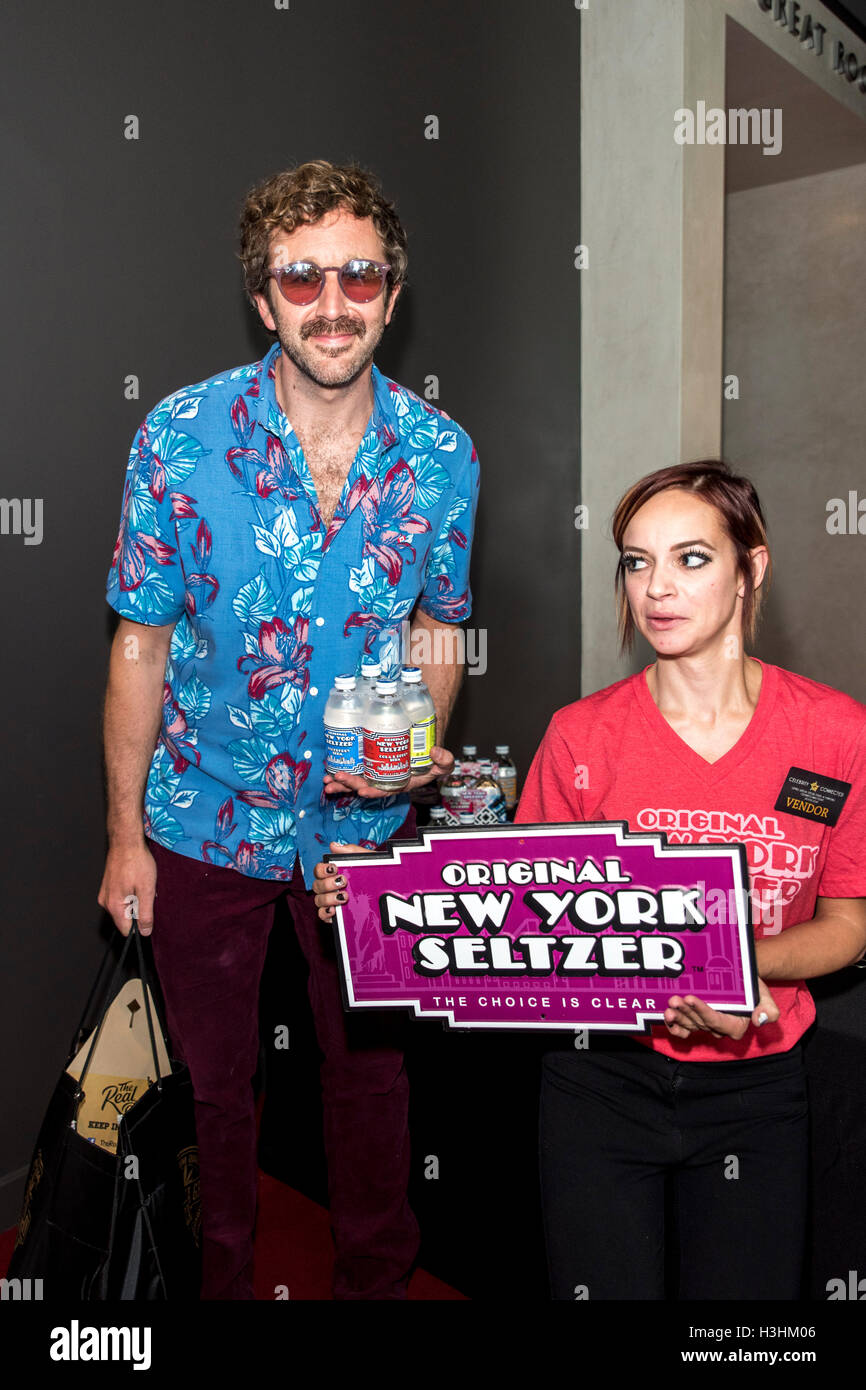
top-left (0, 1171), bottom-right (466, 1300)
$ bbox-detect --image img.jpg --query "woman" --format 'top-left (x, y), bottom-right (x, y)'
top-left (513, 460), bottom-right (866, 1300)
top-left (314, 460), bottom-right (866, 1300)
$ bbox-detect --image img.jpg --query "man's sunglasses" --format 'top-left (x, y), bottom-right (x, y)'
top-left (267, 259), bottom-right (391, 305)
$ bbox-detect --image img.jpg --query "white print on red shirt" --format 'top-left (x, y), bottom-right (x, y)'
top-left (635, 807), bottom-right (821, 934)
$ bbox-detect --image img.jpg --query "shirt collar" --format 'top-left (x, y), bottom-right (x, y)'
top-left (255, 343), bottom-right (403, 462)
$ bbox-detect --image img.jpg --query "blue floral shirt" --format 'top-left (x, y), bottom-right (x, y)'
top-left (106, 342), bottom-right (479, 884)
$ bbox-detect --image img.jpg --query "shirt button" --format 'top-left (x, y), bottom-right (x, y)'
top-left (315, 616), bottom-right (325, 627)
top-left (303, 750), bottom-right (312, 760)
top-left (309, 686), bottom-right (318, 698)
top-left (298, 809), bottom-right (305, 819)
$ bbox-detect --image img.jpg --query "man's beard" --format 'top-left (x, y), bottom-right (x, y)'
top-left (275, 312), bottom-right (384, 389)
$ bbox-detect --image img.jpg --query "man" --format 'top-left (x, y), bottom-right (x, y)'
top-left (98, 160), bottom-right (480, 1300)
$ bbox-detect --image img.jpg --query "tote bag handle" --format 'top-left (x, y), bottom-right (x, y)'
top-left (71, 917), bottom-right (169, 1125)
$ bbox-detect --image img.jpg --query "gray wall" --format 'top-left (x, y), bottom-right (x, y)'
top-left (578, 0), bottom-right (866, 695)
top-left (0, 0), bottom-right (579, 1226)
top-left (578, 0), bottom-right (729, 697)
top-left (723, 162), bottom-right (866, 703)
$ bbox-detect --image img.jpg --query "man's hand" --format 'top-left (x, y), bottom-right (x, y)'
top-left (97, 842), bottom-right (158, 937)
top-left (313, 841), bottom-right (375, 922)
top-left (663, 976), bottom-right (779, 1041)
top-left (323, 745), bottom-right (455, 799)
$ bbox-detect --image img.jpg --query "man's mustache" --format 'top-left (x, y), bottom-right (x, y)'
top-left (301, 316), bottom-right (365, 340)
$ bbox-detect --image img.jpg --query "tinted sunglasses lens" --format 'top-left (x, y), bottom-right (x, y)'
top-left (276, 264), bottom-right (323, 304)
top-left (340, 261), bottom-right (388, 301)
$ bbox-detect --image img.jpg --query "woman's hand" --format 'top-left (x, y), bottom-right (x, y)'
top-left (322, 746), bottom-right (455, 799)
top-left (663, 976), bottom-right (779, 1041)
top-left (312, 841), bottom-right (373, 923)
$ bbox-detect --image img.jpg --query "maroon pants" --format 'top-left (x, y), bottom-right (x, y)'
top-left (146, 818), bottom-right (419, 1301)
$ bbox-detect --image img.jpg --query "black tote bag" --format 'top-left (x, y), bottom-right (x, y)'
top-left (7, 919), bottom-right (201, 1300)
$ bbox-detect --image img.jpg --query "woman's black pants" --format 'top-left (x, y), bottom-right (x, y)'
top-left (539, 1036), bottom-right (809, 1300)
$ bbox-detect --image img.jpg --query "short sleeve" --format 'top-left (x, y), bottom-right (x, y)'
top-left (817, 723), bottom-right (866, 898)
top-left (515, 713), bottom-right (584, 825)
top-left (106, 415), bottom-right (187, 626)
top-left (418, 433), bottom-right (479, 624)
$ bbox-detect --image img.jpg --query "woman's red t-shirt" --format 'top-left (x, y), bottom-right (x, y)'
top-left (514, 660), bottom-right (866, 1061)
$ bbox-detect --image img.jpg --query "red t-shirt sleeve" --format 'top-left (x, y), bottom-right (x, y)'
top-left (515, 712), bottom-right (583, 825)
top-left (816, 723), bottom-right (866, 899)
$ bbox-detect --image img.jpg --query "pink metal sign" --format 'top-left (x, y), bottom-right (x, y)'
top-left (328, 821), bottom-right (758, 1032)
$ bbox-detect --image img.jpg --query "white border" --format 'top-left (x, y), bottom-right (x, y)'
top-left (330, 822), bottom-right (757, 1032)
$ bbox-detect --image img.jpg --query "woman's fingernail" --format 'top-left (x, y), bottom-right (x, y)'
top-left (335, 876), bottom-right (346, 888)
top-left (326, 864), bottom-right (336, 874)
top-left (757, 1011), bottom-right (768, 1025)
top-left (337, 892), bottom-right (347, 903)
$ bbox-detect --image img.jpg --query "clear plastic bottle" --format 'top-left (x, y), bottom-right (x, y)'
top-left (461, 744), bottom-right (480, 781)
top-left (358, 659), bottom-right (382, 717)
top-left (323, 676), bottom-right (364, 774)
top-left (400, 666), bottom-right (437, 774)
top-left (363, 680), bottom-right (411, 790)
top-left (461, 746), bottom-right (479, 811)
top-left (440, 760), bottom-right (465, 820)
top-left (472, 759), bottom-right (508, 823)
top-left (493, 744), bottom-right (517, 811)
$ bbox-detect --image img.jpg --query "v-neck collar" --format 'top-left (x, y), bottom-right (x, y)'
top-left (632, 657), bottom-right (779, 786)
top-left (255, 346), bottom-right (402, 546)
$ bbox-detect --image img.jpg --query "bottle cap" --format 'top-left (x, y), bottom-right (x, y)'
top-left (400, 667), bottom-right (422, 682)
top-left (479, 760), bottom-right (492, 773)
top-left (334, 676), bottom-right (356, 691)
top-left (361, 661), bottom-right (382, 676)
top-left (462, 745), bottom-right (477, 756)
top-left (495, 744), bottom-right (510, 755)
top-left (375, 680), bottom-right (397, 694)
top-left (458, 812), bottom-right (475, 825)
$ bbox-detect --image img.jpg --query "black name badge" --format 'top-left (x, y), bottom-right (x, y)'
top-left (774, 767), bottom-right (852, 827)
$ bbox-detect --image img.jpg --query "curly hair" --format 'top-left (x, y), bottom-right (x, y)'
top-left (238, 160), bottom-right (408, 314)
top-left (611, 460), bottom-right (772, 652)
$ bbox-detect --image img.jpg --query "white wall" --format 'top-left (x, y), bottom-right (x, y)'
top-left (723, 161), bottom-right (866, 700)
top-left (579, 0), bottom-right (866, 696)
top-left (580, 0), bottom-right (725, 695)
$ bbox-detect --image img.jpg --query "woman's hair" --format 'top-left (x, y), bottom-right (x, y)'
top-left (611, 460), bottom-right (772, 652)
top-left (238, 160), bottom-right (408, 318)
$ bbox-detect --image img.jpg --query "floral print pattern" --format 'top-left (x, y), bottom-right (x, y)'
top-left (106, 343), bottom-right (479, 883)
